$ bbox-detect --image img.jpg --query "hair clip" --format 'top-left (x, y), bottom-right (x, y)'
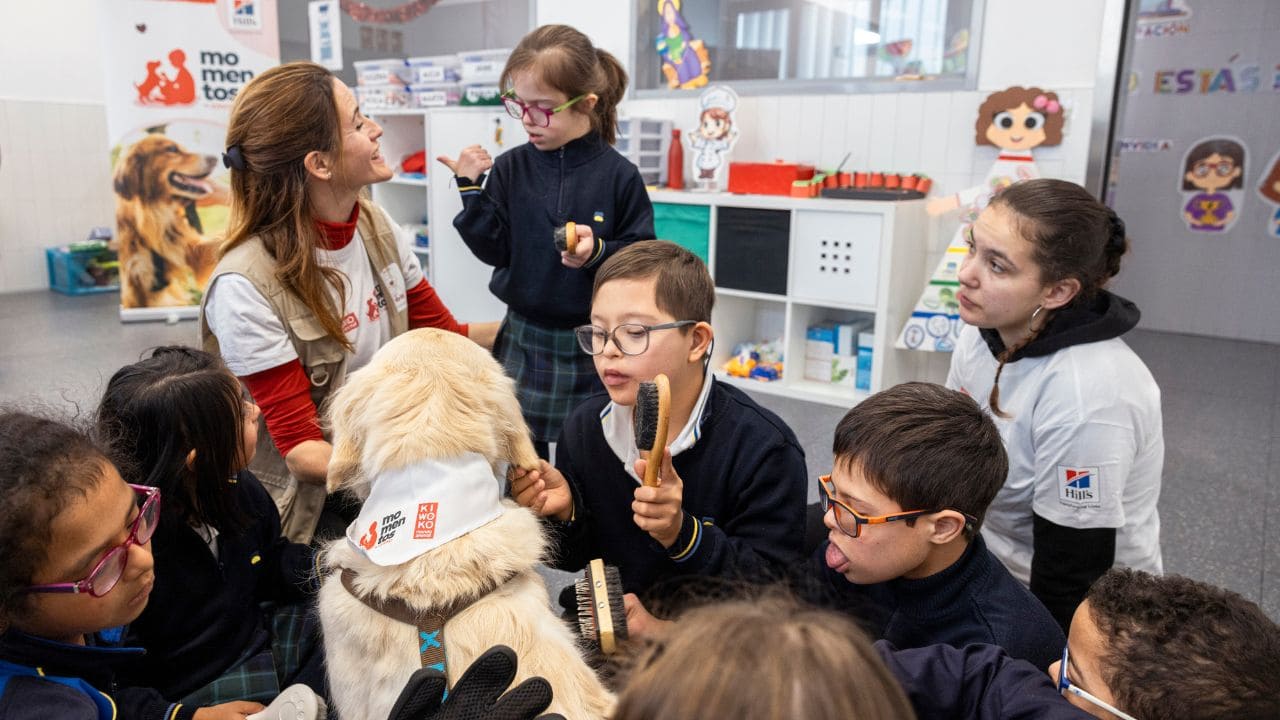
top-left (1032, 95), bottom-right (1061, 114)
top-left (222, 145), bottom-right (246, 171)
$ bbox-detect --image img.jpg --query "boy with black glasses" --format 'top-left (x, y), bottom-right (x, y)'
top-left (510, 240), bottom-right (808, 609)
top-left (804, 382), bottom-right (1064, 668)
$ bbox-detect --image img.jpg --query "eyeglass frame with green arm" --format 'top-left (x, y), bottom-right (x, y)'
top-left (1056, 644), bottom-right (1139, 720)
top-left (501, 89), bottom-right (592, 128)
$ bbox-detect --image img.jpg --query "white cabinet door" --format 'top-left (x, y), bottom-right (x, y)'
top-left (789, 209), bottom-right (883, 310)
top-left (426, 108), bottom-right (527, 323)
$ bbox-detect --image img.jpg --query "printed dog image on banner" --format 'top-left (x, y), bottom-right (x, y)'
top-left (113, 132), bottom-right (226, 308)
top-left (317, 329), bottom-right (614, 720)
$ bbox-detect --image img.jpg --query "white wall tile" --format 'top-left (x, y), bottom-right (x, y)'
top-left (866, 95), bottom-right (898, 169)
top-left (794, 95), bottom-right (825, 167)
top-left (843, 95), bottom-right (874, 170)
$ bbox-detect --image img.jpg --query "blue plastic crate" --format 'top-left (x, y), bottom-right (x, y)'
top-left (46, 244), bottom-right (120, 295)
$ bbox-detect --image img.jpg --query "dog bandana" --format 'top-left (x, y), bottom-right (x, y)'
top-left (345, 453), bottom-right (503, 566)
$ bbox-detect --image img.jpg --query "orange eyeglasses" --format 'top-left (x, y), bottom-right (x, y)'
top-left (818, 475), bottom-right (974, 539)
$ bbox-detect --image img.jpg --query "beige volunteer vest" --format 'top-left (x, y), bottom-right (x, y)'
top-left (200, 199), bottom-right (409, 543)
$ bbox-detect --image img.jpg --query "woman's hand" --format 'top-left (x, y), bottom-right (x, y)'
top-left (467, 321), bottom-right (501, 351)
top-left (284, 439), bottom-right (333, 486)
top-left (437, 145), bottom-right (493, 181)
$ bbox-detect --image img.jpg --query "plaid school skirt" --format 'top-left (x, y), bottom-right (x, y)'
top-left (495, 310), bottom-right (602, 444)
top-left (178, 603), bottom-right (319, 706)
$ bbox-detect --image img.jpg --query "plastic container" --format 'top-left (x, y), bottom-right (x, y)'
top-left (409, 83), bottom-right (460, 108)
top-left (46, 244), bottom-right (119, 295)
top-left (459, 84), bottom-right (502, 106)
top-left (356, 84), bottom-right (411, 110)
top-left (616, 117), bottom-right (672, 185)
top-left (354, 58), bottom-right (409, 86)
top-left (456, 48), bottom-right (510, 84)
top-left (406, 55), bottom-right (460, 84)
top-left (727, 162), bottom-right (816, 196)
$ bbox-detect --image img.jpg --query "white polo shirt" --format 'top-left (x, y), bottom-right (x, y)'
top-left (946, 323), bottom-right (1164, 585)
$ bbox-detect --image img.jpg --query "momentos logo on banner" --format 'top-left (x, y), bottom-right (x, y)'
top-left (101, 0), bottom-right (279, 317)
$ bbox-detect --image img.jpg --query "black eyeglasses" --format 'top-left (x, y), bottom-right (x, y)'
top-left (574, 321), bottom-right (697, 356)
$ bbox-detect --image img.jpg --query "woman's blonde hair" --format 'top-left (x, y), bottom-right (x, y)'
top-left (614, 596), bottom-right (916, 720)
top-left (220, 61), bottom-right (353, 350)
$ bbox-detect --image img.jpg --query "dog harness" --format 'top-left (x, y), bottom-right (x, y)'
top-left (339, 568), bottom-right (517, 679)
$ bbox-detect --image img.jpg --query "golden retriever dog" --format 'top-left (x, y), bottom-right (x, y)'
top-left (113, 133), bottom-right (223, 308)
top-left (318, 329), bottom-right (614, 720)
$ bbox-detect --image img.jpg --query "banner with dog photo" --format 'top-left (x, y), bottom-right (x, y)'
top-left (100, 0), bottom-right (279, 319)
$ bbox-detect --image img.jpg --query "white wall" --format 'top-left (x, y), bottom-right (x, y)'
top-left (0, 0), bottom-right (113, 292)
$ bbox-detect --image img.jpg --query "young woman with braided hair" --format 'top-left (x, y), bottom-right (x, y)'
top-left (946, 178), bottom-right (1163, 633)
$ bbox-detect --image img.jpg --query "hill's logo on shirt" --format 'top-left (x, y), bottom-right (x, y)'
top-left (1058, 466), bottom-right (1101, 508)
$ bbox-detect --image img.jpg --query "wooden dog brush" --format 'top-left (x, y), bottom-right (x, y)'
top-left (553, 221), bottom-right (578, 254)
top-left (633, 373), bottom-right (671, 488)
top-left (575, 558), bottom-right (627, 655)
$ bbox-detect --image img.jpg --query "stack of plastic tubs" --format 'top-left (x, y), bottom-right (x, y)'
top-left (457, 48), bottom-right (509, 106)
top-left (354, 58), bottom-right (410, 110)
top-left (616, 118), bottom-right (672, 186)
top-left (406, 55), bottom-right (461, 108)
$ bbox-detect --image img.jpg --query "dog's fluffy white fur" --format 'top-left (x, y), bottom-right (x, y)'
top-left (318, 329), bottom-right (612, 720)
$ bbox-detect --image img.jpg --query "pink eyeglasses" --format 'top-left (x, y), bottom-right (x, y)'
top-left (24, 484), bottom-right (160, 598)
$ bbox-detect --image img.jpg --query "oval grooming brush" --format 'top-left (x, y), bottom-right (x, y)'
top-left (633, 373), bottom-right (671, 488)
top-left (553, 221), bottom-right (578, 254)
top-left (575, 558), bottom-right (627, 655)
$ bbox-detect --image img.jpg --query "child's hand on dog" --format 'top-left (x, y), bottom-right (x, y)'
top-left (193, 700), bottom-right (266, 719)
top-left (436, 144), bottom-right (493, 181)
top-left (560, 226), bottom-right (595, 269)
top-left (509, 460), bottom-right (574, 522)
top-left (632, 448), bottom-right (684, 548)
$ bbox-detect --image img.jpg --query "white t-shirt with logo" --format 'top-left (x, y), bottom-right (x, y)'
top-left (946, 323), bottom-right (1164, 585)
top-left (206, 207), bottom-right (423, 376)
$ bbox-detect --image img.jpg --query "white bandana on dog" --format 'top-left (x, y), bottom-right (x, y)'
top-left (345, 452), bottom-right (503, 566)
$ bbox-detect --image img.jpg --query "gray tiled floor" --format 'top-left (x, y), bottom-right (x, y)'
top-left (1, 290), bottom-right (1276, 620)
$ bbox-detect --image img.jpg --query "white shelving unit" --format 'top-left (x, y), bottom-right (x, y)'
top-left (649, 189), bottom-right (930, 408)
top-left (368, 106), bottom-right (527, 323)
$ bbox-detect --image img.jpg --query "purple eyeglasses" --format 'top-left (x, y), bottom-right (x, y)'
top-left (24, 484), bottom-right (160, 598)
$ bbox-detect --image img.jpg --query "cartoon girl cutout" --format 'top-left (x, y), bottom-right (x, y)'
top-left (656, 0), bottom-right (710, 89)
top-left (1180, 137), bottom-right (1245, 233)
top-left (687, 86), bottom-right (739, 189)
top-left (1257, 151), bottom-right (1280, 237)
top-left (900, 86), bottom-right (1066, 352)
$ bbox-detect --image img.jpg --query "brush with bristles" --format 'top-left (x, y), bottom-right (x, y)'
top-left (575, 558), bottom-right (627, 655)
top-left (633, 373), bottom-right (671, 488)
top-left (553, 221), bottom-right (578, 254)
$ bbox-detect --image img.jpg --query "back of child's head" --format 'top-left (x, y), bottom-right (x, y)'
top-left (97, 346), bottom-right (248, 532)
top-left (593, 240), bottom-right (714, 324)
top-left (614, 595), bottom-right (915, 720)
top-left (833, 382), bottom-right (1006, 537)
top-left (0, 411), bottom-right (112, 632)
top-left (501, 24), bottom-right (628, 145)
top-left (1085, 568), bottom-right (1280, 719)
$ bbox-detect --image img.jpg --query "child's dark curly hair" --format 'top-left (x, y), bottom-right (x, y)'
top-left (0, 411), bottom-right (111, 631)
top-left (1087, 568), bottom-right (1280, 719)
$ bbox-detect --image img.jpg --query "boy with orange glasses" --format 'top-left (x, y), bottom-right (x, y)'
top-left (804, 381), bottom-right (1063, 668)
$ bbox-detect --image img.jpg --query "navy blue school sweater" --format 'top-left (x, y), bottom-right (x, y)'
top-left (452, 131), bottom-right (654, 328)
top-left (0, 629), bottom-right (195, 720)
top-left (548, 379), bottom-right (808, 605)
top-left (117, 470), bottom-right (319, 700)
top-left (800, 535), bottom-right (1064, 670)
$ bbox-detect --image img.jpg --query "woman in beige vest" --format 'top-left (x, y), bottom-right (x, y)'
top-left (201, 62), bottom-right (497, 543)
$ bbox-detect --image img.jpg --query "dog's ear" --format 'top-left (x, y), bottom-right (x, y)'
top-left (323, 378), bottom-right (369, 494)
top-left (113, 143), bottom-right (142, 200)
top-left (495, 371), bottom-right (540, 472)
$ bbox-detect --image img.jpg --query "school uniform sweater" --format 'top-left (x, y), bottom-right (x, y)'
top-left (800, 535), bottom-right (1065, 670)
top-left (117, 470), bottom-right (319, 700)
top-left (452, 131), bottom-right (655, 328)
top-left (548, 380), bottom-right (808, 604)
top-left (0, 629), bottom-right (194, 720)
